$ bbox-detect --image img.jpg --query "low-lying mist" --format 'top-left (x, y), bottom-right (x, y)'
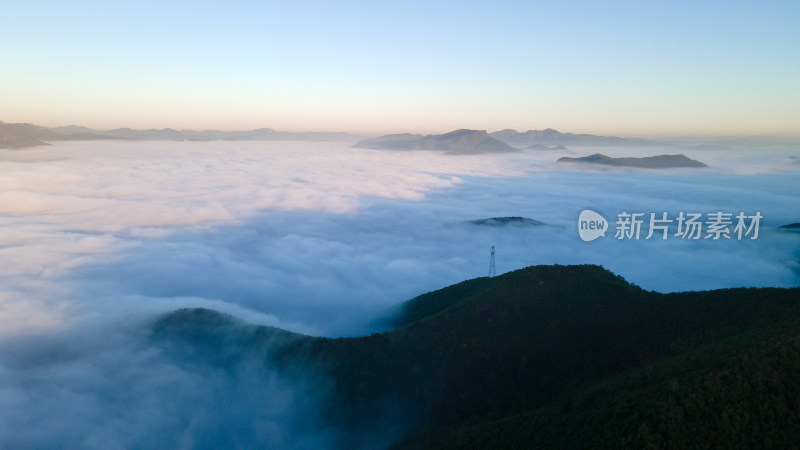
top-left (0, 138), bottom-right (798, 447)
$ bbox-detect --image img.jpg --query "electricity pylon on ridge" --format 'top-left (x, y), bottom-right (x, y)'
top-left (489, 245), bottom-right (496, 277)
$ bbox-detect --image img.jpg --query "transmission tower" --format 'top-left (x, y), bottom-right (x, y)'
top-left (489, 245), bottom-right (496, 277)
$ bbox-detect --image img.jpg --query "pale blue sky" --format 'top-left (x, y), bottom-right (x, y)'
top-left (2, 0), bottom-right (798, 135)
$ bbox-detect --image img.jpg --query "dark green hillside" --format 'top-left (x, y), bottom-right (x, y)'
top-left (153, 265), bottom-right (800, 448)
top-left (390, 276), bottom-right (499, 327)
top-left (405, 321), bottom-right (800, 449)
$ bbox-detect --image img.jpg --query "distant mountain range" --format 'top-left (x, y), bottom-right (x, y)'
top-left (0, 121), bottom-right (712, 153)
top-left (154, 264), bottom-right (800, 448)
top-left (355, 128), bottom-right (660, 154)
top-left (354, 129), bottom-right (517, 154)
top-left (0, 121), bottom-right (357, 148)
top-left (491, 128), bottom-right (653, 147)
top-left (558, 153), bottom-right (708, 168)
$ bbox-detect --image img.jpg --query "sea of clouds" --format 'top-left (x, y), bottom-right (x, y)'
top-left (0, 138), bottom-right (798, 447)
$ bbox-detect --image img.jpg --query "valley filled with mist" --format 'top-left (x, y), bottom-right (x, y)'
top-left (0, 135), bottom-right (799, 448)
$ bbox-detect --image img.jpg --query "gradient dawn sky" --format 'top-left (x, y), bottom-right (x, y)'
top-left (2, 0), bottom-right (798, 136)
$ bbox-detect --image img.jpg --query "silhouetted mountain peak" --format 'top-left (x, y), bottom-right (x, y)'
top-left (355, 129), bottom-right (518, 154)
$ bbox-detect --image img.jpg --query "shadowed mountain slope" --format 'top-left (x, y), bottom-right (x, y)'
top-left (153, 264), bottom-right (800, 448)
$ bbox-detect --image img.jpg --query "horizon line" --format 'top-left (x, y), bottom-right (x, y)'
top-left (3, 119), bottom-right (799, 141)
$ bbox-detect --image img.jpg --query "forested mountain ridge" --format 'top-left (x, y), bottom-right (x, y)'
top-left (153, 265), bottom-right (800, 448)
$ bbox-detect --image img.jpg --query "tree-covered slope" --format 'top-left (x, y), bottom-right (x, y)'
top-left (403, 321), bottom-right (800, 449)
top-left (152, 265), bottom-right (800, 448)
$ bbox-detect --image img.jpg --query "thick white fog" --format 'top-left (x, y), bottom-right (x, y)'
top-left (0, 139), bottom-right (798, 447)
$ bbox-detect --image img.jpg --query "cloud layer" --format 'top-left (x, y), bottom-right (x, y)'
top-left (0, 139), bottom-right (798, 447)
